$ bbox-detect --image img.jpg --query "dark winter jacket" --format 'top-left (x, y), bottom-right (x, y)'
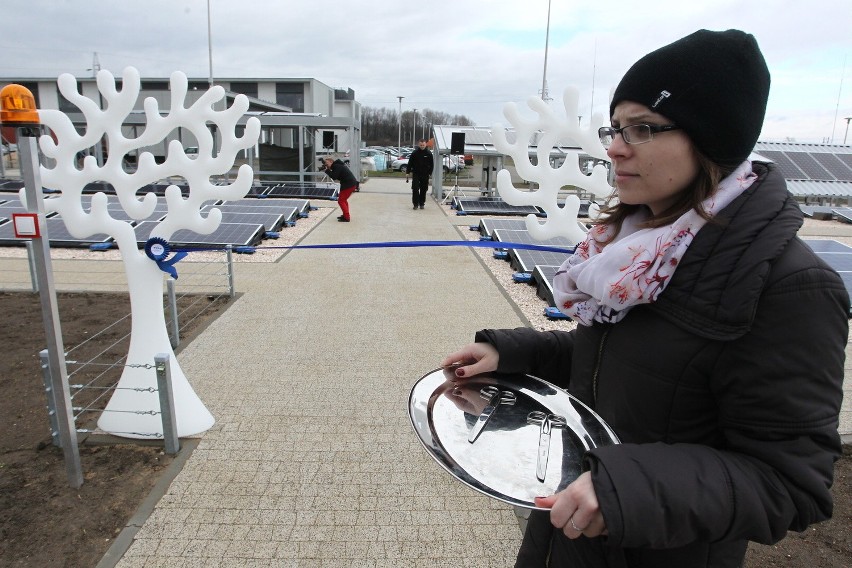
top-left (325, 159), bottom-right (358, 189)
top-left (407, 147), bottom-right (434, 176)
top-left (476, 163), bottom-right (849, 568)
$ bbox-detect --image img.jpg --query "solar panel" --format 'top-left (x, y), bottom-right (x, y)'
top-left (197, 209), bottom-right (286, 231)
top-left (493, 228), bottom-right (574, 273)
top-left (226, 183), bottom-right (269, 198)
top-left (456, 197), bottom-right (543, 216)
top-left (804, 239), bottom-right (852, 253)
top-left (758, 150), bottom-right (807, 179)
top-left (532, 265), bottom-right (563, 306)
top-left (264, 182), bottom-right (339, 199)
top-left (800, 205), bottom-right (835, 220)
top-left (215, 198), bottom-right (308, 218)
top-left (465, 130), bottom-right (491, 145)
top-left (786, 152), bottom-right (835, 181)
top-left (0, 217), bottom-right (112, 246)
top-left (811, 153), bottom-right (852, 182)
top-left (0, 200), bottom-right (28, 215)
top-left (803, 239), bottom-right (852, 311)
top-left (0, 179), bottom-right (24, 191)
top-left (837, 154), bottom-right (852, 172)
top-left (832, 208), bottom-right (852, 224)
top-left (479, 218), bottom-right (527, 238)
top-left (133, 220), bottom-right (265, 247)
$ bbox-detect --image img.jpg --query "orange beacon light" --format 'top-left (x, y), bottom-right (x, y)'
top-left (0, 84), bottom-right (40, 125)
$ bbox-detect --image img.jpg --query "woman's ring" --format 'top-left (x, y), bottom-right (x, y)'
top-left (570, 517), bottom-right (584, 532)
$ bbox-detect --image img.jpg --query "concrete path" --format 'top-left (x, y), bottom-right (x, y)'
top-left (112, 177), bottom-right (528, 567)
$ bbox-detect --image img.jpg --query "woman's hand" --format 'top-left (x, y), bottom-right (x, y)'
top-left (440, 343), bottom-right (500, 378)
top-left (534, 472), bottom-right (607, 539)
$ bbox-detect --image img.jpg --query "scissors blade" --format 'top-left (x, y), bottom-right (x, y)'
top-left (535, 420), bottom-right (552, 482)
top-left (468, 403), bottom-right (497, 443)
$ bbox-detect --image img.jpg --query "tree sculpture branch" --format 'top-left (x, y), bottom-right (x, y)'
top-left (492, 87), bottom-right (612, 244)
top-left (31, 66), bottom-right (260, 254)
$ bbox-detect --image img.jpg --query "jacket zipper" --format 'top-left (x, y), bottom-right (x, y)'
top-left (591, 328), bottom-right (610, 406)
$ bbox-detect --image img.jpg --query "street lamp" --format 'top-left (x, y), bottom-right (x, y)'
top-left (412, 109), bottom-right (418, 147)
top-left (397, 96), bottom-right (404, 157)
top-left (540, 0), bottom-right (552, 102)
top-left (844, 117), bottom-right (851, 145)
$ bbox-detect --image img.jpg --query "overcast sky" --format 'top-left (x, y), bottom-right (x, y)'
top-left (2, 0), bottom-right (850, 144)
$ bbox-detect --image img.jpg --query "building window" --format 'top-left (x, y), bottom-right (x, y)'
top-left (141, 81), bottom-right (169, 91)
top-left (276, 83), bottom-right (304, 112)
top-left (58, 82), bottom-right (80, 113)
top-left (229, 82), bottom-right (258, 99)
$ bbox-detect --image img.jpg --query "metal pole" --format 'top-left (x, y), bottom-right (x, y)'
top-left (397, 96), bottom-right (404, 156)
top-left (226, 244), bottom-right (235, 297)
top-left (844, 117), bottom-right (851, 145)
top-left (166, 278), bottom-right (179, 349)
top-left (207, 0), bottom-right (214, 88)
top-left (19, 129), bottom-right (83, 488)
top-left (412, 109), bottom-right (417, 147)
top-left (155, 354), bottom-right (180, 455)
top-left (25, 240), bottom-right (38, 292)
top-left (39, 350), bottom-right (61, 447)
top-left (541, 0), bottom-right (552, 102)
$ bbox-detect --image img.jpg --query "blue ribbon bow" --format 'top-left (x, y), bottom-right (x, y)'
top-left (144, 237), bottom-right (187, 279)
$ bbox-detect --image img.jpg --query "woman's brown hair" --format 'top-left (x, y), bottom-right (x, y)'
top-left (592, 150), bottom-right (736, 244)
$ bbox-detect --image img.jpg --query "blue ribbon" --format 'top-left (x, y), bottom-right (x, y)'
top-left (169, 240), bottom-right (575, 255)
top-left (144, 237), bottom-right (188, 279)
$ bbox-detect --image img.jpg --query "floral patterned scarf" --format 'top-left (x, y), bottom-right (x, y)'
top-left (552, 161), bottom-right (757, 326)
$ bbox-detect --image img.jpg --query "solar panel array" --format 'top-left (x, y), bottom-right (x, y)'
top-left (758, 150), bottom-right (852, 182)
top-left (455, 197), bottom-right (543, 217)
top-left (0, 192), bottom-right (309, 249)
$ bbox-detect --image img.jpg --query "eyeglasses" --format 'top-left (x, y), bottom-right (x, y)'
top-left (598, 124), bottom-right (681, 147)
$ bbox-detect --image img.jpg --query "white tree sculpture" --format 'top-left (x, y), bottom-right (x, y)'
top-left (23, 67), bottom-right (260, 438)
top-left (492, 87), bottom-right (612, 244)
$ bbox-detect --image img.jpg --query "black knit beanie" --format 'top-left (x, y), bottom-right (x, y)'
top-left (610, 29), bottom-right (770, 167)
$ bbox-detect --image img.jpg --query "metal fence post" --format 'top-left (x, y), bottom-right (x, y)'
top-left (25, 240), bottom-right (38, 292)
top-left (39, 349), bottom-right (61, 447)
top-left (154, 353), bottom-right (180, 455)
top-left (226, 244), bottom-right (235, 298)
top-left (166, 278), bottom-right (179, 349)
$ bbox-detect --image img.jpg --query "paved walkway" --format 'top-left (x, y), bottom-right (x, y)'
top-left (109, 177), bottom-right (528, 567)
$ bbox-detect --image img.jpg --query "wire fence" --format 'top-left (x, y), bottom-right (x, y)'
top-left (16, 248), bottom-right (235, 486)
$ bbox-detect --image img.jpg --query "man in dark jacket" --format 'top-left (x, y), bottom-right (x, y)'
top-left (406, 138), bottom-right (434, 210)
top-left (321, 156), bottom-right (358, 222)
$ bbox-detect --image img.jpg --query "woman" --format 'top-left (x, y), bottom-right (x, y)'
top-left (442, 29), bottom-right (848, 567)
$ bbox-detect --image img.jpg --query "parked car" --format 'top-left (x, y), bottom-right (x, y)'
top-left (443, 155), bottom-right (463, 173)
top-left (393, 155), bottom-right (462, 173)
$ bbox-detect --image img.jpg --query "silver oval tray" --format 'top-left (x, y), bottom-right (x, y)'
top-left (409, 368), bottom-right (619, 510)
